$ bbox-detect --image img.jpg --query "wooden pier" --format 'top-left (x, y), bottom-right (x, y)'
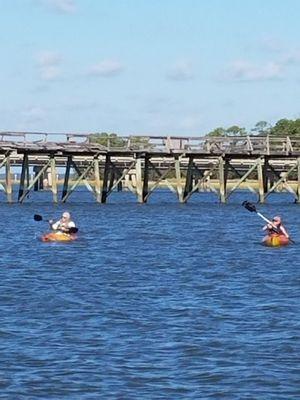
top-left (1, 131), bottom-right (300, 203)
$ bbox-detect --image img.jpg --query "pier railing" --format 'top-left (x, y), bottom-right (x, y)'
top-left (1, 131), bottom-right (300, 155)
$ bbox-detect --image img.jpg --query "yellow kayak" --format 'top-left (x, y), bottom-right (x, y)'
top-left (41, 232), bottom-right (77, 242)
top-left (262, 234), bottom-right (289, 247)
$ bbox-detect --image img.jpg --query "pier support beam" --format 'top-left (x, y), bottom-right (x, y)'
top-left (101, 154), bottom-right (111, 204)
top-left (183, 157), bottom-right (194, 201)
top-left (18, 154), bottom-right (29, 202)
top-left (257, 158), bottom-right (265, 203)
top-left (135, 156), bottom-right (143, 203)
top-left (61, 157), bottom-right (96, 202)
top-left (264, 162), bottom-right (298, 201)
top-left (175, 156), bottom-right (183, 203)
top-left (297, 157), bottom-right (300, 203)
top-left (19, 157), bottom-right (52, 203)
top-left (33, 166), bottom-right (44, 191)
top-left (62, 155), bottom-right (72, 200)
top-left (219, 156), bottom-right (229, 203)
top-left (142, 155), bottom-right (150, 203)
top-left (225, 158), bottom-right (260, 201)
top-left (5, 155), bottom-right (12, 203)
top-left (94, 158), bottom-right (101, 202)
top-left (50, 156), bottom-right (58, 203)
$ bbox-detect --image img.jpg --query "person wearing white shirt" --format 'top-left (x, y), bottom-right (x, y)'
top-left (49, 211), bottom-right (76, 233)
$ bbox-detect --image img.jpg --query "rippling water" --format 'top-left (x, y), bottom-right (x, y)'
top-left (0, 190), bottom-right (299, 399)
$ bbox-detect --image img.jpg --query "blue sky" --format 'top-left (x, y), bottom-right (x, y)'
top-left (1, 0), bottom-right (300, 136)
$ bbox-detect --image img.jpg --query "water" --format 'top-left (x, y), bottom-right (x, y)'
top-left (0, 190), bottom-right (299, 399)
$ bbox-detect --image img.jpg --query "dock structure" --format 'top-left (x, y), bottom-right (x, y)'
top-left (1, 132), bottom-right (300, 203)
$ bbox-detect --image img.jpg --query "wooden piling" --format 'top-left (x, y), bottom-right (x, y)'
top-left (135, 156), bottom-right (143, 203)
top-left (175, 156), bottom-right (183, 202)
top-left (18, 153), bottom-right (28, 202)
top-left (297, 157), bottom-right (300, 203)
top-left (50, 156), bottom-right (58, 203)
top-left (219, 156), bottom-right (227, 203)
top-left (142, 155), bottom-right (150, 203)
top-left (101, 154), bottom-right (111, 203)
top-left (5, 155), bottom-right (12, 203)
top-left (257, 158), bottom-right (265, 203)
top-left (62, 155), bottom-right (72, 200)
top-left (94, 157), bottom-right (101, 202)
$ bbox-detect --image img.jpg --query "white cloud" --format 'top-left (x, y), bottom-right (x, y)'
top-left (167, 60), bottom-right (194, 81)
top-left (38, 0), bottom-right (76, 14)
top-left (224, 60), bottom-right (283, 81)
top-left (87, 60), bottom-right (124, 77)
top-left (36, 51), bottom-right (62, 81)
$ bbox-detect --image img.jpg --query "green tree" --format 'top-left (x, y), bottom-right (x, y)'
top-left (128, 136), bottom-right (153, 149)
top-left (251, 121), bottom-right (271, 136)
top-left (89, 132), bottom-right (125, 148)
top-left (269, 119), bottom-right (300, 136)
top-left (226, 125), bottom-right (247, 136)
top-left (206, 127), bottom-right (226, 137)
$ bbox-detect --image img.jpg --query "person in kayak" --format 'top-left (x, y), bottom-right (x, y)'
top-left (49, 211), bottom-right (76, 233)
top-left (263, 216), bottom-right (289, 238)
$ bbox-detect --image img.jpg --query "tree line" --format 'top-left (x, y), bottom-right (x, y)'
top-left (89, 118), bottom-right (300, 147)
top-left (207, 118), bottom-right (300, 137)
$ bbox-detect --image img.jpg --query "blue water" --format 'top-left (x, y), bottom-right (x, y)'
top-left (0, 190), bottom-right (299, 399)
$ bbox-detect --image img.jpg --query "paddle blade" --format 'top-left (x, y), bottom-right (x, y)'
top-left (34, 214), bottom-right (43, 221)
top-left (68, 227), bottom-right (78, 234)
top-left (242, 201), bottom-right (257, 213)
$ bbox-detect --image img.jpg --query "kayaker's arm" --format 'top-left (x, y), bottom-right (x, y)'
top-left (263, 223), bottom-right (272, 231)
top-left (49, 220), bottom-right (61, 231)
top-left (279, 225), bottom-right (289, 238)
top-left (263, 223), bottom-right (279, 233)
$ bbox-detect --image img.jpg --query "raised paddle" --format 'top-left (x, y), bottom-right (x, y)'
top-left (242, 201), bottom-right (294, 244)
top-left (33, 214), bottom-right (78, 234)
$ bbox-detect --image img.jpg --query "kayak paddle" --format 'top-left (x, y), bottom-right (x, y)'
top-left (33, 214), bottom-right (78, 234)
top-left (34, 214), bottom-right (48, 222)
top-left (242, 201), bottom-right (294, 244)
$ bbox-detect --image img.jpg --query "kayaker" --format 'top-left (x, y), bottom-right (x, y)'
top-left (49, 211), bottom-right (76, 233)
top-left (263, 216), bottom-right (289, 238)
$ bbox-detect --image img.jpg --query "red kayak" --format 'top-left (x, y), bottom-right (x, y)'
top-left (262, 234), bottom-right (289, 247)
top-left (41, 232), bottom-right (77, 242)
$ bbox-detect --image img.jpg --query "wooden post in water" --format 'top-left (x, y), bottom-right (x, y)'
top-left (297, 157), bottom-right (300, 203)
top-left (33, 166), bottom-right (44, 191)
top-left (183, 156), bottom-right (194, 203)
top-left (101, 154), bottom-right (111, 203)
top-left (18, 153), bottom-right (28, 201)
top-left (263, 157), bottom-right (269, 193)
top-left (50, 156), bottom-right (58, 203)
top-left (135, 156), bottom-right (143, 203)
top-left (175, 156), bottom-right (183, 203)
top-left (5, 155), bottom-right (12, 203)
top-left (219, 156), bottom-right (227, 203)
top-left (62, 155), bottom-right (72, 200)
top-left (108, 165), bottom-right (115, 192)
top-left (94, 157), bottom-right (101, 202)
top-left (142, 155), bottom-right (150, 203)
top-left (257, 157), bottom-right (265, 203)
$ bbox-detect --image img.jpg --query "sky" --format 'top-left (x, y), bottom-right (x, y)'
top-left (1, 0), bottom-right (300, 136)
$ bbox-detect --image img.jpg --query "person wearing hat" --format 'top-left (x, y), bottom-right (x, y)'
top-left (49, 211), bottom-right (76, 233)
top-left (263, 215), bottom-right (289, 238)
